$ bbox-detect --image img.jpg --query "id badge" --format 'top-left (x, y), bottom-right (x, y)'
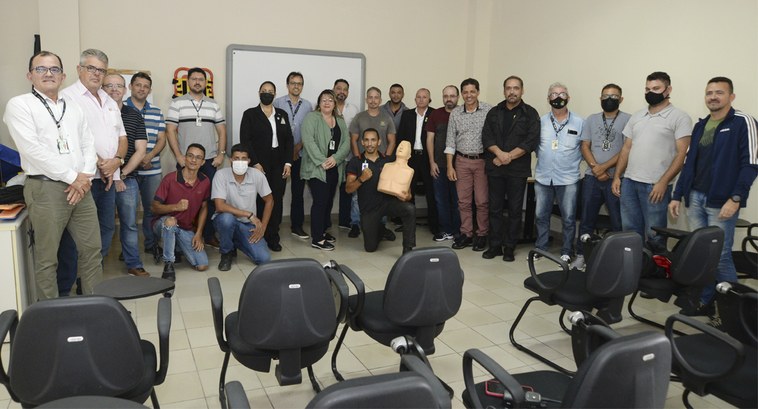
top-left (361, 161), bottom-right (368, 171)
top-left (329, 139), bottom-right (335, 150)
top-left (195, 116), bottom-right (202, 127)
top-left (57, 139), bottom-right (70, 154)
top-left (551, 139), bottom-right (559, 150)
top-left (602, 140), bottom-right (611, 151)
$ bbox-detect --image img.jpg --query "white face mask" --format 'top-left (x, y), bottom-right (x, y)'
top-left (232, 160), bottom-right (249, 175)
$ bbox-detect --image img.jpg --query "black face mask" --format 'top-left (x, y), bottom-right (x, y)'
top-left (645, 91), bottom-right (667, 106)
top-left (259, 92), bottom-right (275, 105)
top-left (601, 98), bottom-right (620, 113)
top-left (549, 97), bottom-right (567, 109)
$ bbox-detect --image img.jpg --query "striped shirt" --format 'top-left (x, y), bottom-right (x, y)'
top-left (166, 94), bottom-right (225, 159)
top-left (125, 97), bottom-right (166, 176)
top-left (120, 105), bottom-right (147, 177)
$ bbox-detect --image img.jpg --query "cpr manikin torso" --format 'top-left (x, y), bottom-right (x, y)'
top-left (378, 140), bottom-right (414, 200)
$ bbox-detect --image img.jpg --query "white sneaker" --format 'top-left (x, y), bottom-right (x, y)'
top-left (570, 255), bottom-right (585, 270)
top-left (560, 254), bottom-right (571, 265)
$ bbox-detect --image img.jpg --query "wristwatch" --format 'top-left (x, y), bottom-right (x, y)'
top-left (115, 155), bottom-right (125, 166)
top-left (731, 195), bottom-right (741, 203)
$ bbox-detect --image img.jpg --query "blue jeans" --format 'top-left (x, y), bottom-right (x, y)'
top-left (153, 216), bottom-right (208, 267)
top-left (136, 173), bottom-right (161, 249)
top-left (686, 190), bottom-right (738, 304)
top-left (535, 181), bottom-right (578, 256)
top-left (578, 175), bottom-right (622, 254)
top-left (620, 178), bottom-right (670, 251)
top-left (433, 167), bottom-right (460, 235)
top-left (351, 193), bottom-right (360, 226)
top-left (91, 179), bottom-right (116, 257)
top-left (213, 212), bottom-right (271, 265)
top-left (116, 178), bottom-right (143, 268)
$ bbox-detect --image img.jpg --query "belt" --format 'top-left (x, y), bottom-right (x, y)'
top-left (27, 174), bottom-right (55, 182)
top-left (456, 151), bottom-right (483, 160)
top-left (413, 149), bottom-right (424, 156)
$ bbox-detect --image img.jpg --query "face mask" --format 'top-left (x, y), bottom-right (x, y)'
top-left (549, 97), bottom-right (567, 109)
top-left (645, 91), bottom-right (666, 106)
top-left (232, 160), bottom-right (249, 175)
top-left (259, 92), bottom-right (274, 105)
top-left (601, 98), bottom-right (620, 113)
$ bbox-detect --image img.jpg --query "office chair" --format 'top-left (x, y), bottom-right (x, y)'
top-left (463, 330), bottom-right (671, 408)
top-left (666, 282), bottom-right (757, 409)
top-left (330, 247), bottom-right (464, 381)
top-left (0, 295), bottom-right (171, 408)
top-left (208, 258), bottom-right (349, 408)
top-left (732, 222), bottom-right (757, 280)
top-left (509, 231), bottom-right (642, 373)
top-left (628, 226), bottom-right (724, 330)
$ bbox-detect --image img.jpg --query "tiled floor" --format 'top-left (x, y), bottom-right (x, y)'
top-left (0, 222), bottom-right (745, 408)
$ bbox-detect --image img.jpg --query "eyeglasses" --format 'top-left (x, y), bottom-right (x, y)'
top-left (601, 94), bottom-right (621, 100)
top-left (103, 84), bottom-right (125, 90)
top-left (288, 82), bottom-right (303, 86)
top-left (321, 98), bottom-right (334, 103)
top-left (185, 153), bottom-right (204, 161)
top-left (549, 92), bottom-right (568, 99)
top-left (83, 65), bottom-right (107, 75)
top-left (31, 66), bottom-right (62, 75)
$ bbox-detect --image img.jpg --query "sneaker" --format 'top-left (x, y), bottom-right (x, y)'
top-left (323, 232), bottom-right (337, 243)
top-left (679, 301), bottom-right (715, 317)
top-left (482, 247), bottom-right (503, 259)
top-left (382, 227), bottom-right (396, 241)
top-left (707, 314), bottom-right (724, 331)
top-left (560, 254), bottom-right (571, 265)
top-left (503, 246), bottom-right (515, 262)
top-left (218, 252), bottom-right (233, 271)
top-left (433, 232), bottom-right (454, 242)
top-left (338, 224), bottom-right (351, 230)
top-left (452, 235), bottom-right (473, 250)
top-left (527, 252), bottom-right (543, 262)
top-left (127, 267), bottom-right (150, 277)
top-left (311, 240), bottom-right (335, 251)
top-left (472, 236), bottom-right (487, 251)
top-left (570, 255), bottom-right (586, 270)
top-left (348, 225), bottom-right (361, 238)
top-left (291, 227), bottom-right (309, 239)
top-left (161, 262), bottom-right (176, 282)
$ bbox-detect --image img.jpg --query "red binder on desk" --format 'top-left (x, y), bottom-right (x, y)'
top-left (0, 203), bottom-right (24, 220)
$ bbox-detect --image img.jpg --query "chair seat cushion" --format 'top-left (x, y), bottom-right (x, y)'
top-left (462, 371), bottom-right (569, 409)
top-left (524, 270), bottom-right (601, 310)
top-left (709, 346), bottom-right (757, 408)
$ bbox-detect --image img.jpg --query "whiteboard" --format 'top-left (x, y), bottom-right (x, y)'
top-left (226, 44), bottom-right (366, 147)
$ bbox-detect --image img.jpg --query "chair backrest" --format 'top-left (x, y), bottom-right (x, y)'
top-left (563, 331), bottom-right (671, 408)
top-left (716, 283), bottom-right (758, 346)
top-left (8, 296), bottom-right (145, 406)
top-left (383, 247), bottom-right (464, 327)
top-left (305, 355), bottom-right (451, 409)
top-left (569, 312), bottom-right (620, 367)
top-left (585, 231), bottom-right (643, 297)
top-left (237, 258), bottom-right (337, 350)
top-left (670, 226), bottom-right (724, 286)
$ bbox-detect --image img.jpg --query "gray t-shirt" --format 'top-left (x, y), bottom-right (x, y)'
top-left (579, 111), bottom-right (631, 177)
top-left (211, 167), bottom-right (272, 222)
top-left (622, 104), bottom-right (692, 184)
top-left (348, 110), bottom-right (396, 154)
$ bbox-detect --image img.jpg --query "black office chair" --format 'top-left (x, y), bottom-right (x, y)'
top-left (208, 258), bottom-right (348, 408)
top-left (509, 231), bottom-right (642, 373)
top-left (463, 330), bottom-right (671, 409)
top-left (330, 247), bottom-right (464, 381)
top-left (224, 381), bottom-right (251, 409)
top-left (666, 283), bottom-right (757, 409)
top-left (628, 226), bottom-right (724, 330)
top-left (732, 223), bottom-right (757, 280)
top-left (0, 295), bottom-right (171, 408)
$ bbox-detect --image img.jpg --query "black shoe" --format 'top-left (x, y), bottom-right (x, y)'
top-left (291, 227), bottom-right (309, 239)
top-left (174, 252), bottom-right (183, 264)
top-left (403, 246), bottom-right (413, 254)
top-left (151, 246), bottom-right (161, 264)
top-left (218, 252), bottom-right (233, 271)
top-left (268, 242), bottom-right (282, 252)
top-left (679, 301), bottom-right (714, 317)
top-left (382, 227), bottom-right (396, 241)
top-left (503, 246), bottom-right (515, 262)
top-left (338, 224), bottom-right (351, 230)
top-left (162, 262), bottom-right (176, 282)
top-left (482, 247), bottom-right (503, 259)
top-left (323, 232), bottom-right (336, 243)
top-left (472, 236), bottom-right (487, 251)
top-left (394, 225), bottom-right (404, 232)
top-left (348, 225), bottom-right (360, 238)
top-left (311, 240), bottom-right (335, 251)
top-left (452, 235), bottom-right (472, 249)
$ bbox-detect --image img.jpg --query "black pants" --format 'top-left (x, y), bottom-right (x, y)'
top-left (289, 157), bottom-right (306, 230)
top-left (409, 150), bottom-right (439, 234)
top-left (308, 169), bottom-right (338, 244)
top-left (361, 198), bottom-right (416, 252)
top-left (487, 175), bottom-right (527, 249)
top-left (257, 157), bottom-right (286, 246)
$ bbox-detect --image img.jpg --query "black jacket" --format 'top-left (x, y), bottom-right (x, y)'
top-left (239, 106), bottom-right (294, 172)
top-left (482, 100), bottom-right (540, 177)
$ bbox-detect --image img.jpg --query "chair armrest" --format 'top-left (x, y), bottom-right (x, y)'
top-left (652, 226), bottom-right (689, 240)
top-left (0, 310), bottom-right (18, 388)
top-left (463, 349), bottom-right (526, 409)
top-left (527, 248), bottom-right (569, 293)
top-left (741, 235), bottom-right (758, 255)
top-left (155, 297), bottom-right (172, 385)
top-left (665, 314), bottom-right (745, 385)
top-left (745, 222), bottom-right (758, 236)
top-left (400, 355), bottom-right (452, 407)
top-left (207, 277), bottom-right (229, 352)
top-left (225, 381), bottom-right (251, 409)
top-left (324, 265), bottom-right (349, 324)
top-left (329, 261), bottom-right (366, 320)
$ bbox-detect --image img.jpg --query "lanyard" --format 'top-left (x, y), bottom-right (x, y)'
top-left (287, 99), bottom-right (302, 118)
top-left (31, 88), bottom-right (66, 131)
top-left (550, 112), bottom-right (570, 138)
top-left (191, 98), bottom-right (204, 117)
top-left (602, 114), bottom-right (618, 141)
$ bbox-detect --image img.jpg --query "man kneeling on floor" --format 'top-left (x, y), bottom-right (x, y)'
top-left (346, 128), bottom-right (416, 253)
top-left (151, 143), bottom-right (210, 280)
top-left (212, 144), bottom-right (272, 270)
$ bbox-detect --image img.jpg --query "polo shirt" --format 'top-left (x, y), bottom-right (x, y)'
top-left (381, 101), bottom-right (407, 131)
top-left (426, 107), bottom-right (453, 166)
top-left (444, 102), bottom-right (493, 156)
top-left (349, 110), bottom-right (396, 154)
top-left (535, 111), bottom-right (584, 186)
top-left (120, 104), bottom-right (147, 175)
top-left (579, 111), bottom-right (631, 177)
top-left (166, 94), bottom-right (225, 159)
top-left (153, 170), bottom-right (210, 231)
top-left (346, 153), bottom-right (390, 213)
top-left (211, 167), bottom-right (272, 222)
top-left (125, 97), bottom-right (166, 176)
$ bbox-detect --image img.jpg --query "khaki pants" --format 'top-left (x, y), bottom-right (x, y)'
top-left (24, 178), bottom-right (103, 299)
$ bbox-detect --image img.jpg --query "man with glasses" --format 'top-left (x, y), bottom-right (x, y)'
top-left (124, 72), bottom-right (167, 259)
top-left (61, 48), bottom-right (127, 263)
top-left (4, 51), bottom-right (102, 299)
top-left (572, 84), bottom-right (630, 269)
top-left (166, 67), bottom-right (226, 247)
top-left (151, 144), bottom-right (211, 281)
top-left (102, 73), bottom-right (148, 277)
top-left (274, 72), bottom-right (312, 240)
